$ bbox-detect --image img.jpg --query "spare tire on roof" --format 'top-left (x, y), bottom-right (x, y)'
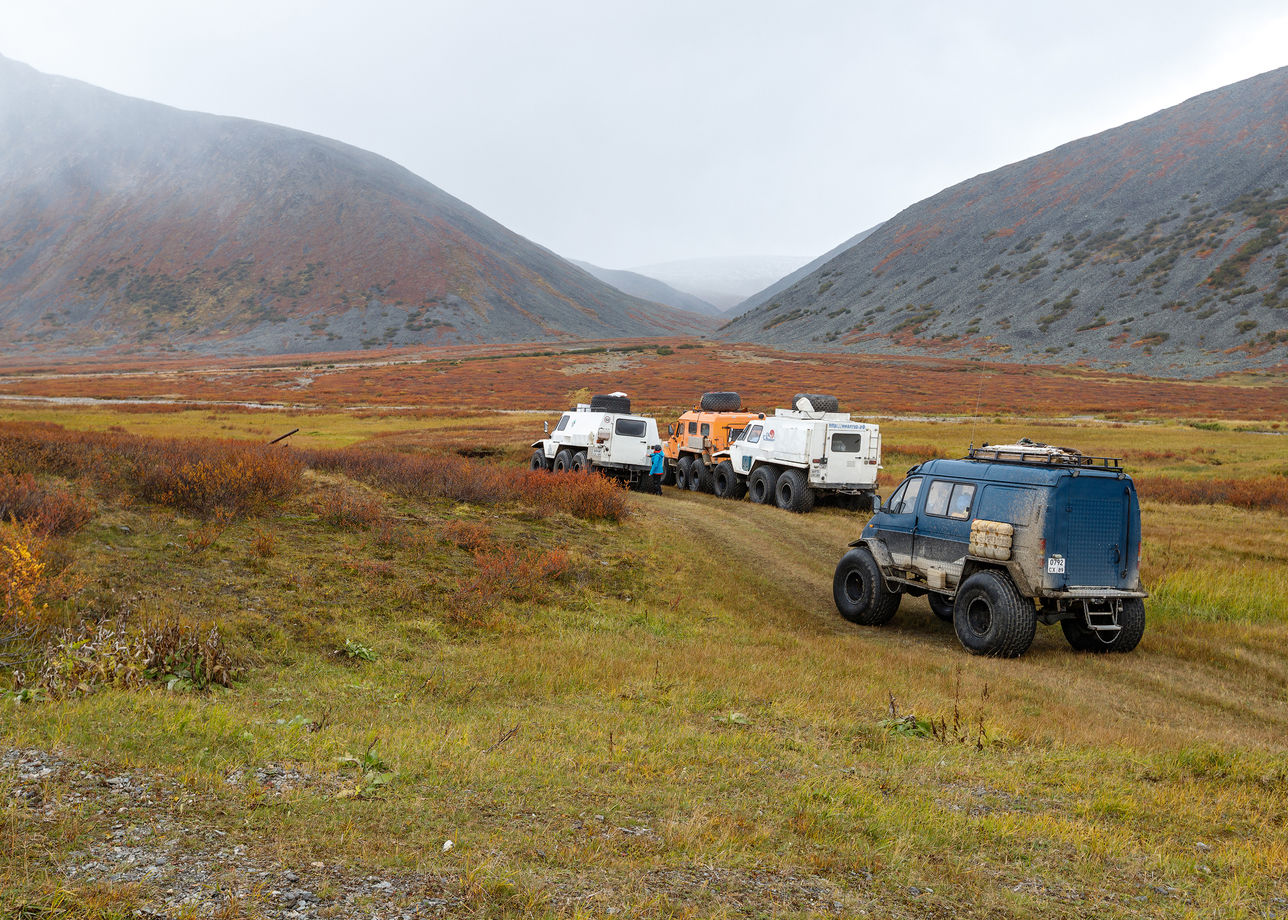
top-left (793, 393), bottom-right (840, 413)
top-left (699, 391), bottom-right (741, 412)
top-left (590, 394), bottom-right (631, 414)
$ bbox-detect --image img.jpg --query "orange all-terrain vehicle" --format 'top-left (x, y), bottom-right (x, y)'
top-left (663, 391), bottom-right (762, 498)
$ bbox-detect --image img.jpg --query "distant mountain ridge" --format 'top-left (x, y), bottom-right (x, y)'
top-left (719, 66), bottom-right (1288, 376)
top-left (630, 255), bottom-right (809, 311)
top-left (0, 55), bottom-right (709, 358)
top-left (569, 260), bottom-right (721, 316)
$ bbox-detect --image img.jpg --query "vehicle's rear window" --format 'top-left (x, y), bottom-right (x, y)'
top-left (831, 433), bottom-right (863, 452)
top-left (615, 418), bottom-right (647, 437)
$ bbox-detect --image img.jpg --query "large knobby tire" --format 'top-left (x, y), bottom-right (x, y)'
top-left (689, 461), bottom-right (710, 492)
top-left (747, 465), bottom-right (780, 505)
top-left (529, 449), bottom-right (549, 472)
top-left (552, 448), bottom-right (574, 473)
top-left (699, 391), bottom-right (742, 412)
top-left (775, 468), bottom-right (815, 513)
top-left (793, 392), bottom-right (840, 413)
top-left (928, 593), bottom-right (955, 622)
top-left (1061, 598), bottom-right (1146, 653)
top-left (675, 456), bottom-right (692, 490)
top-left (571, 450), bottom-right (587, 472)
top-left (713, 460), bottom-right (746, 499)
top-left (589, 394), bottom-right (630, 414)
top-left (953, 570), bottom-right (1036, 658)
top-left (833, 547), bottom-right (901, 626)
top-left (661, 461), bottom-right (676, 487)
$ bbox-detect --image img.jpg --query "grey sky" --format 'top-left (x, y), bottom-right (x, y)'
top-left (4, 0), bottom-right (1288, 268)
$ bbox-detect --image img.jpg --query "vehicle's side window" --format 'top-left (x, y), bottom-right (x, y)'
top-left (728, 427), bottom-right (744, 441)
top-left (555, 415), bottom-right (570, 432)
top-left (688, 421), bottom-right (697, 434)
top-left (746, 424), bottom-right (763, 444)
top-left (700, 423), bottom-right (710, 436)
top-left (925, 481), bottom-right (977, 519)
top-left (925, 480), bottom-right (953, 516)
top-left (948, 484), bottom-right (977, 519)
top-left (887, 476), bottom-right (922, 514)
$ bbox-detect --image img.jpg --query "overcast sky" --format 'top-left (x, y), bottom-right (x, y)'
top-left (4, 0), bottom-right (1288, 269)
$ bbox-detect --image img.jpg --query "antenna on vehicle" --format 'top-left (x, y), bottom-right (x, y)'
top-left (968, 361), bottom-right (988, 453)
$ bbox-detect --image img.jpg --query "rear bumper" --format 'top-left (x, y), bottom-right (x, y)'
top-left (1040, 587), bottom-right (1148, 600)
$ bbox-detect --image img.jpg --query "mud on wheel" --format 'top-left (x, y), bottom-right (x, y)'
top-left (713, 460), bottom-right (746, 499)
top-left (747, 465), bottom-right (779, 505)
top-left (833, 547), bottom-right (900, 625)
top-left (953, 570), bottom-right (1036, 658)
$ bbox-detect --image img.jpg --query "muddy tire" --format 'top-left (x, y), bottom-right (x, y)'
top-left (953, 570), bottom-right (1035, 658)
top-left (793, 393), bottom-right (840, 413)
top-left (775, 468), bottom-right (815, 513)
top-left (661, 461), bottom-right (676, 487)
top-left (928, 593), bottom-right (954, 622)
top-left (553, 449), bottom-right (574, 473)
top-left (675, 455), bottom-right (692, 490)
top-left (713, 460), bottom-right (745, 499)
top-left (1061, 598), bottom-right (1145, 653)
top-left (833, 547), bottom-right (901, 625)
top-left (590, 394), bottom-right (630, 414)
top-left (748, 465), bottom-right (780, 505)
top-left (699, 391), bottom-right (741, 412)
top-left (529, 449), bottom-right (549, 471)
top-left (571, 450), bottom-right (587, 472)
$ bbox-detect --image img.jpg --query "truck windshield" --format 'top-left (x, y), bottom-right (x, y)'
top-left (555, 415), bottom-right (570, 431)
top-left (745, 425), bottom-right (763, 444)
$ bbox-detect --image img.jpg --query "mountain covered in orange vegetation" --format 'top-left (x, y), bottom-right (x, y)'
top-left (0, 55), bottom-right (710, 359)
top-left (721, 66), bottom-right (1288, 376)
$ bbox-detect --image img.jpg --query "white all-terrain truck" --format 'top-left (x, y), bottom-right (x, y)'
top-left (529, 393), bottom-right (660, 486)
top-left (723, 394), bottom-right (881, 512)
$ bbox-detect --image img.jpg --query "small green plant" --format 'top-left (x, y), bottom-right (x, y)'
top-left (338, 741), bottom-right (393, 798)
top-left (339, 638), bottom-right (377, 662)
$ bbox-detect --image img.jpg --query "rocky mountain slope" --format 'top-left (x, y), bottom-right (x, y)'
top-left (720, 67), bottom-right (1288, 376)
top-left (569, 260), bottom-right (720, 316)
top-left (0, 56), bottom-right (708, 359)
top-left (731, 224), bottom-right (883, 317)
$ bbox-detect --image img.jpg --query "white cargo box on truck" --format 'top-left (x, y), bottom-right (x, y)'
top-left (724, 396), bottom-right (881, 512)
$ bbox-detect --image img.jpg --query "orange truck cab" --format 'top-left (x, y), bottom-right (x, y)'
top-left (663, 392), bottom-right (760, 497)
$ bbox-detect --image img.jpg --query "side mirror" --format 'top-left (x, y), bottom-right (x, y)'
top-left (543, 421), bottom-right (549, 433)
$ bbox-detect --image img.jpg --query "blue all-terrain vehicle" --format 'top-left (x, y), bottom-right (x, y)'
top-left (833, 439), bottom-right (1147, 658)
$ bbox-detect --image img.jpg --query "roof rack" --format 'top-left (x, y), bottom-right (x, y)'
top-left (967, 438), bottom-right (1123, 470)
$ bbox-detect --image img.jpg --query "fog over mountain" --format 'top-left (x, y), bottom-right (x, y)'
top-left (629, 256), bottom-right (810, 311)
top-left (0, 55), bottom-right (709, 359)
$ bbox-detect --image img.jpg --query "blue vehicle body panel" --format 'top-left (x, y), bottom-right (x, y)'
top-left (863, 456), bottom-right (1144, 598)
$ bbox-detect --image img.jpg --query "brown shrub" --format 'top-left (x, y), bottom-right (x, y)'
top-left (1134, 476), bottom-right (1288, 514)
top-left (448, 544), bottom-right (573, 628)
top-left (0, 472), bottom-right (96, 535)
top-left (135, 441), bottom-right (302, 517)
top-left (0, 422), bottom-right (302, 518)
top-left (250, 528), bottom-right (277, 559)
top-left (441, 520), bottom-right (493, 551)
top-left (318, 484), bottom-right (385, 529)
top-left (300, 448), bottom-right (630, 521)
